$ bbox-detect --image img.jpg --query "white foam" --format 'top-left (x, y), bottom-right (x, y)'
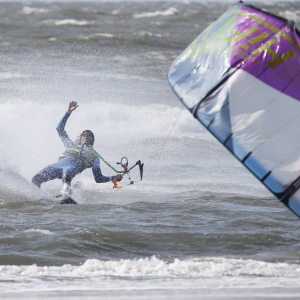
top-left (133, 7), bottom-right (178, 19)
top-left (141, 51), bottom-right (173, 61)
top-left (0, 165), bottom-right (55, 202)
top-left (0, 99), bottom-right (206, 189)
top-left (79, 33), bottom-right (114, 40)
top-left (20, 7), bottom-right (48, 15)
top-left (41, 19), bottom-right (94, 26)
top-left (137, 31), bottom-right (162, 38)
top-left (0, 72), bottom-right (26, 79)
top-left (279, 10), bottom-right (300, 21)
top-left (0, 257), bottom-right (300, 293)
top-left (1, 256), bottom-right (300, 280)
top-left (22, 229), bottom-right (53, 235)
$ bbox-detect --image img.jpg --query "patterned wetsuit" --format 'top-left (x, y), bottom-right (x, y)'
top-left (32, 112), bottom-right (113, 188)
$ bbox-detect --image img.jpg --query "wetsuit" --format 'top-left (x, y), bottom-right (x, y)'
top-left (32, 112), bottom-right (113, 188)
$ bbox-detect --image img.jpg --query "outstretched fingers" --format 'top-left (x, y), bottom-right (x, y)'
top-left (67, 101), bottom-right (79, 113)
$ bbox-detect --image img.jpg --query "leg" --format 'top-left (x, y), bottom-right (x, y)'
top-left (61, 160), bottom-right (82, 196)
top-left (61, 161), bottom-right (82, 185)
top-left (32, 157), bottom-right (82, 189)
top-left (32, 162), bottom-right (63, 188)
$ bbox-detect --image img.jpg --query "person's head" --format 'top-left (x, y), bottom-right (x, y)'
top-left (78, 130), bottom-right (94, 146)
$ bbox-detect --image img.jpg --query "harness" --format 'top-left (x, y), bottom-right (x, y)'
top-left (59, 143), bottom-right (97, 170)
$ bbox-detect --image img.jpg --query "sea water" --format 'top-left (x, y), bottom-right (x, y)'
top-left (1, 1), bottom-right (300, 299)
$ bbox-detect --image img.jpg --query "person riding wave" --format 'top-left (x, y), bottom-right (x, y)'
top-left (32, 101), bottom-right (122, 195)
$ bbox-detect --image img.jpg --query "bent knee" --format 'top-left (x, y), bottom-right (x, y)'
top-left (32, 174), bottom-right (41, 188)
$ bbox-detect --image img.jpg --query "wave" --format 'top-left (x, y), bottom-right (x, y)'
top-left (133, 7), bottom-right (178, 19)
top-left (79, 33), bottom-right (114, 40)
top-left (19, 7), bottom-right (49, 15)
top-left (2, 257), bottom-right (300, 294)
top-left (0, 72), bottom-right (26, 79)
top-left (22, 229), bottom-right (53, 236)
top-left (136, 31), bottom-right (163, 38)
top-left (41, 19), bottom-right (95, 26)
top-left (279, 10), bottom-right (300, 21)
top-left (1, 256), bottom-right (300, 281)
top-left (0, 166), bottom-right (55, 203)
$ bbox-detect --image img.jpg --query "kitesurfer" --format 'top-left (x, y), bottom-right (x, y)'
top-left (32, 101), bottom-right (122, 195)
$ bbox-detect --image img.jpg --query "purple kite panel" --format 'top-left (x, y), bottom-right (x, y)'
top-left (230, 5), bottom-right (300, 101)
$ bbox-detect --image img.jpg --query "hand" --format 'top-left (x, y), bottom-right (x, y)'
top-left (67, 101), bottom-right (79, 113)
top-left (113, 174), bottom-right (123, 182)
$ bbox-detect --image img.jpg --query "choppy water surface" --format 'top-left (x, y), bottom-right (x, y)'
top-left (1, 1), bottom-right (300, 299)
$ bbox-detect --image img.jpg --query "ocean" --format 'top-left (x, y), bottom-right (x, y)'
top-left (1, 1), bottom-right (300, 299)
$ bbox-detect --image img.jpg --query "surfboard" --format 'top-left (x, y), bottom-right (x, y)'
top-left (54, 194), bottom-right (77, 204)
top-left (38, 194), bottom-right (77, 204)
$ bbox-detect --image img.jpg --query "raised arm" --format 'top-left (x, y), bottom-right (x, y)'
top-left (56, 101), bottom-right (79, 148)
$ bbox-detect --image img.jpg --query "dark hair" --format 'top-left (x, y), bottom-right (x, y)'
top-left (80, 130), bottom-right (94, 146)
